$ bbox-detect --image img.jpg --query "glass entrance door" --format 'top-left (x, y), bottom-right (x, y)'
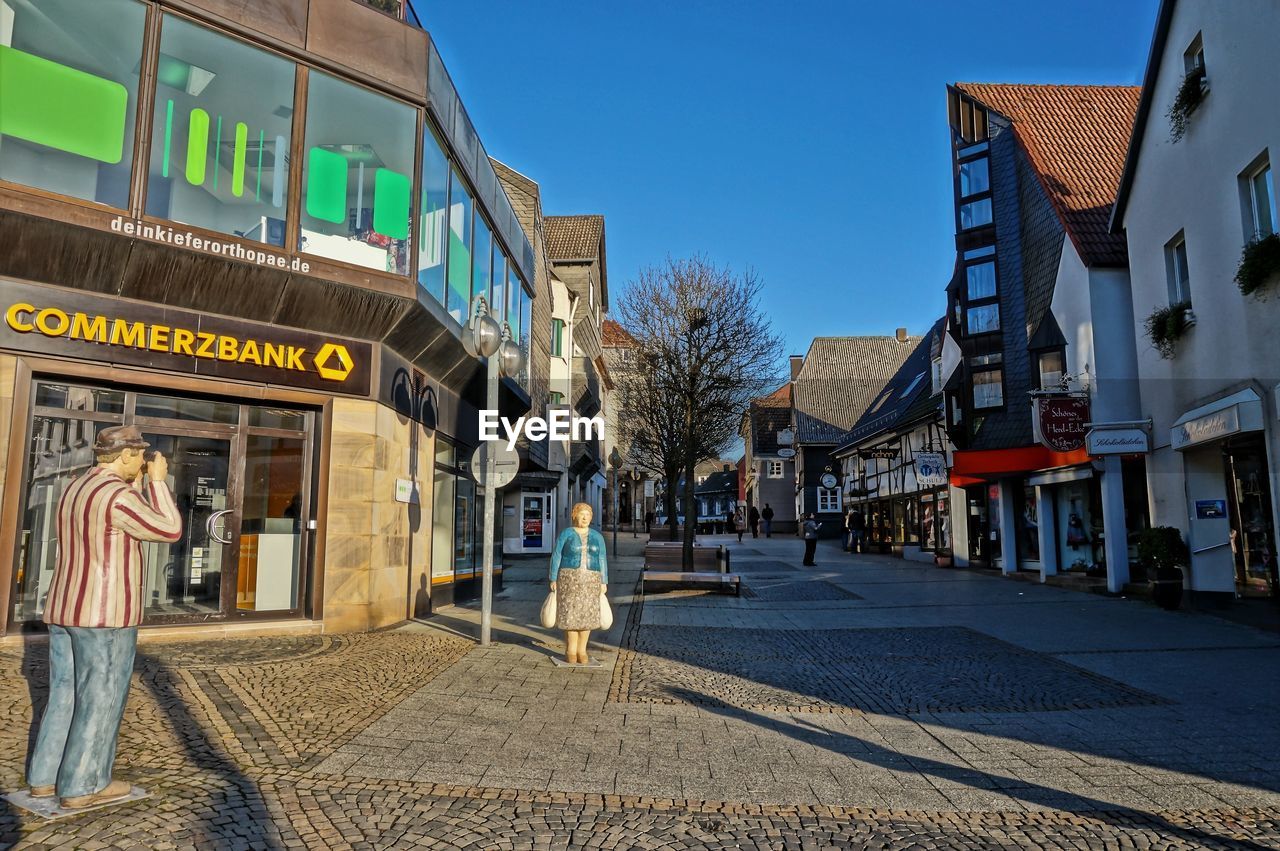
top-left (138, 432), bottom-right (236, 621)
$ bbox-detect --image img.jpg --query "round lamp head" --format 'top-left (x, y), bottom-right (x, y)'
top-left (609, 447), bottom-right (624, 470)
top-left (475, 312), bottom-right (502, 358)
top-left (499, 337), bottom-right (524, 378)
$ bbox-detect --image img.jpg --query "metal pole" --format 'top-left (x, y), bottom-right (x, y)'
top-left (480, 353), bottom-right (498, 646)
top-left (611, 466), bottom-right (619, 557)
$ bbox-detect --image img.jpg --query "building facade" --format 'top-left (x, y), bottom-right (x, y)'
top-left (0, 0), bottom-right (535, 635)
top-left (792, 335), bottom-right (917, 538)
top-left (740, 384), bottom-right (796, 535)
top-left (940, 83), bottom-right (1148, 592)
top-left (835, 320), bottom-right (961, 563)
top-left (1112, 0), bottom-right (1280, 600)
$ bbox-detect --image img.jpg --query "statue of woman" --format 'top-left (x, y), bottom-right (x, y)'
top-left (548, 502), bottom-right (608, 664)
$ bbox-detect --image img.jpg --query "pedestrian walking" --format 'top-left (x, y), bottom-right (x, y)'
top-left (762, 504), bottom-right (775, 538)
top-left (726, 511), bottom-right (738, 540)
top-left (802, 513), bottom-right (820, 566)
top-left (849, 507), bottom-right (866, 554)
top-left (748, 505), bottom-right (760, 538)
top-left (733, 507), bottom-right (745, 542)
top-left (644, 510), bottom-right (654, 534)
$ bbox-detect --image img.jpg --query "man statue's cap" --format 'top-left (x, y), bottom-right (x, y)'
top-left (94, 425), bottom-right (150, 453)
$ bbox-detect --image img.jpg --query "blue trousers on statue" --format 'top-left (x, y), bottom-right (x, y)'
top-left (28, 625), bottom-right (137, 797)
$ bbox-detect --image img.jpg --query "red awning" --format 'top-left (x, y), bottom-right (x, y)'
top-left (949, 445), bottom-right (1092, 486)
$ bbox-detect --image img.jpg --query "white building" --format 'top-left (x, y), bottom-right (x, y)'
top-left (1111, 0), bottom-right (1280, 599)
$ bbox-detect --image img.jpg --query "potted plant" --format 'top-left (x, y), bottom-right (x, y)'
top-left (1137, 527), bottom-right (1190, 610)
top-left (1168, 65), bottom-right (1207, 143)
top-left (1144, 300), bottom-right (1194, 359)
top-left (1235, 233), bottom-right (1280, 297)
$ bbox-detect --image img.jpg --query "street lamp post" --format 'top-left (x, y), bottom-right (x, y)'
top-left (609, 447), bottom-right (623, 558)
top-left (630, 468), bottom-right (642, 538)
top-left (466, 296), bottom-right (524, 647)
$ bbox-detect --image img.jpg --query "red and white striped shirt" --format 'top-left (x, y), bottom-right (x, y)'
top-left (44, 467), bottom-right (183, 628)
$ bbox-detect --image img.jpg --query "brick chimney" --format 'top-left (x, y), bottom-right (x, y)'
top-left (895, 327), bottom-right (908, 343)
top-left (789, 354), bottom-right (804, 380)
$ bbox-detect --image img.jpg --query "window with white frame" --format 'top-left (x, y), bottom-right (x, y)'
top-left (767, 460), bottom-right (784, 478)
top-left (817, 488), bottom-right (841, 513)
top-left (1165, 232), bottom-right (1192, 306)
top-left (1244, 157), bottom-right (1276, 240)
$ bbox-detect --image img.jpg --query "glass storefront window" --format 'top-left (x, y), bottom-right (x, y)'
top-left (249, 407), bottom-right (307, 429)
top-left (473, 214), bottom-right (492, 313)
top-left (13, 415), bottom-right (117, 623)
top-left (418, 125), bottom-right (450, 305)
top-left (34, 383), bottom-right (124, 414)
top-left (300, 72), bottom-right (415, 273)
top-left (135, 392), bottom-right (239, 423)
top-left (446, 169), bottom-right (473, 324)
top-left (0, 0), bottom-right (146, 208)
top-left (432, 465), bottom-right (456, 581)
top-left (144, 16), bottom-right (296, 246)
top-left (491, 248), bottom-right (506, 328)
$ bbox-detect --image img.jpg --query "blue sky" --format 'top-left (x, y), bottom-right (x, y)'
top-left (419, 0), bottom-right (1160, 360)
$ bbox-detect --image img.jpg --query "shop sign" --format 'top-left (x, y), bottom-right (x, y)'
top-left (1085, 426), bottom-right (1150, 455)
top-left (0, 281), bottom-right (370, 395)
top-left (861, 447), bottom-right (899, 460)
top-left (777, 427), bottom-right (794, 445)
top-left (777, 447), bottom-right (797, 458)
top-left (1172, 406), bottom-right (1240, 450)
top-left (915, 452), bottom-right (948, 487)
top-left (1195, 499), bottom-right (1227, 519)
top-left (1033, 395), bottom-right (1090, 452)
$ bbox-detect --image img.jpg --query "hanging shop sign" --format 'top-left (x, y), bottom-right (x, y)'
top-left (914, 452), bottom-right (949, 487)
top-left (1033, 394), bottom-right (1090, 452)
top-left (777, 447), bottom-right (797, 458)
top-left (0, 281), bottom-right (371, 395)
top-left (1085, 425), bottom-right (1150, 455)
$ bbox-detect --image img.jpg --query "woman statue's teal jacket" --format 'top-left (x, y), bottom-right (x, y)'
top-left (548, 527), bottom-right (608, 583)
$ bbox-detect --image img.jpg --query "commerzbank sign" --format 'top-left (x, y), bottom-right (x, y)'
top-left (0, 281), bottom-right (371, 395)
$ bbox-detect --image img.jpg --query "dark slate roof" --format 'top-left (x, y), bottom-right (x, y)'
top-left (956, 83), bottom-right (1140, 268)
top-left (747, 384), bottom-right (792, 454)
top-left (834, 319), bottom-right (945, 453)
top-left (544, 215), bottom-right (604, 260)
top-left (695, 470), bottom-right (738, 495)
top-left (793, 336), bottom-right (918, 444)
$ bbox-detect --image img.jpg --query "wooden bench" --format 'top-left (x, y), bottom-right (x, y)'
top-left (643, 571), bottom-right (741, 595)
top-left (642, 544), bottom-right (740, 595)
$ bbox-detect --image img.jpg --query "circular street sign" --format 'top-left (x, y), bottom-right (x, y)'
top-left (471, 442), bottom-right (520, 489)
top-left (820, 472), bottom-right (838, 489)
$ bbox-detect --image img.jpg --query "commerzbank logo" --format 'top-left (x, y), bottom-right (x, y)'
top-left (5, 302), bottom-right (355, 383)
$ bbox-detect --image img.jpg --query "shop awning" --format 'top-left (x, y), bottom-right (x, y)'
top-left (1170, 388), bottom-right (1263, 451)
top-left (950, 445), bottom-right (1092, 486)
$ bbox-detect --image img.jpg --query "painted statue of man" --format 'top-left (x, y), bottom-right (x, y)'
top-left (27, 425), bottom-right (182, 810)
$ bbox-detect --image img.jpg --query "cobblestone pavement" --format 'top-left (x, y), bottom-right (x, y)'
top-left (2, 535), bottom-right (1280, 848)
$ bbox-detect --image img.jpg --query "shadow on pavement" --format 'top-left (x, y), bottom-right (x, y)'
top-left (669, 686), bottom-right (1275, 850)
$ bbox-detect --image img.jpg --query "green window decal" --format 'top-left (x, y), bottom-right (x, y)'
top-left (232, 122), bottom-right (249, 197)
top-left (185, 108), bottom-right (209, 186)
top-left (373, 169), bottom-right (410, 240)
top-left (306, 147), bottom-right (349, 224)
top-left (0, 45), bottom-right (129, 164)
top-left (448, 228), bottom-right (471, 307)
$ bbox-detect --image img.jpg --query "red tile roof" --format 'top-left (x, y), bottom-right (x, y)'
top-left (601, 319), bottom-right (636, 347)
top-left (754, 383), bottom-right (792, 408)
top-left (956, 83), bottom-right (1141, 267)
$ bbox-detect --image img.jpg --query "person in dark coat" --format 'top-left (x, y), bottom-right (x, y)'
top-left (644, 510), bottom-right (654, 534)
top-left (762, 504), bottom-right (775, 537)
top-left (747, 505), bottom-right (760, 538)
top-left (849, 507), bottom-right (866, 553)
top-left (802, 513), bottom-right (820, 566)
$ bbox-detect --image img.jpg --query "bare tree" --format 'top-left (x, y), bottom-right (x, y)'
top-left (615, 256), bottom-right (783, 566)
